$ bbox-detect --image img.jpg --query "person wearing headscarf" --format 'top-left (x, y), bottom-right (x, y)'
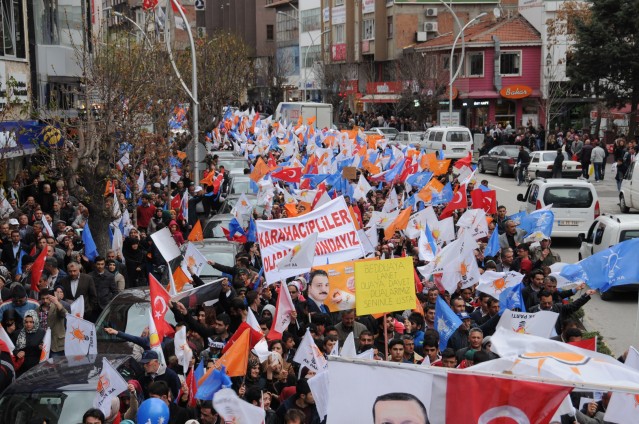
top-left (14, 309), bottom-right (45, 376)
top-left (168, 220), bottom-right (185, 246)
top-left (122, 237), bottom-right (147, 287)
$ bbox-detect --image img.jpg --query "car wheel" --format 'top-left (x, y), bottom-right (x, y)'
top-left (478, 160), bottom-right (485, 173)
top-left (497, 164), bottom-right (504, 177)
top-left (620, 194), bottom-right (630, 213)
top-left (600, 291), bottom-right (614, 301)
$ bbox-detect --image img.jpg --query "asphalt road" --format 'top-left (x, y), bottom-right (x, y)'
top-left (477, 161), bottom-right (639, 357)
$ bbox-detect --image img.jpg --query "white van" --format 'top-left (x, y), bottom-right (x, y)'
top-left (619, 160), bottom-right (639, 213)
top-left (423, 126), bottom-right (473, 159)
top-left (274, 102), bottom-right (333, 129)
top-left (516, 178), bottom-right (600, 238)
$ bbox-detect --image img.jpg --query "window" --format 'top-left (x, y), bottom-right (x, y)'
top-left (266, 24), bottom-right (274, 41)
top-left (620, 230), bottom-right (639, 242)
top-left (302, 45), bottom-right (321, 68)
top-left (387, 16), bottom-right (393, 38)
top-left (301, 8), bottom-right (321, 32)
top-left (594, 224), bottom-right (606, 245)
top-left (500, 51), bottom-right (521, 76)
top-left (527, 185), bottom-right (539, 205)
top-left (333, 23), bottom-right (345, 43)
top-left (276, 9), bottom-right (298, 43)
top-left (442, 54), bottom-right (459, 71)
top-left (0, 0), bottom-right (26, 58)
top-left (467, 52), bottom-right (484, 77)
top-left (362, 19), bottom-right (374, 40)
top-left (542, 187), bottom-right (593, 208)
top-left (334, 0), bottom-right (344, 5)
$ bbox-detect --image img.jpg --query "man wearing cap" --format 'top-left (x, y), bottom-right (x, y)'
top-left (139, 350), bottom-right (181, 400)
top-left (0, 285), bottom-right (39, 328)
top-left (530, 237), bottom-right (561, 267)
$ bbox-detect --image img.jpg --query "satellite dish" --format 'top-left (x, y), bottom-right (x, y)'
top-left (493, 7), bottom-right (501, 18)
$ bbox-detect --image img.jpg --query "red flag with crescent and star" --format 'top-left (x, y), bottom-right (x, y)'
top-left (149, 274), bottom-right (175, 341)
top-left (471, 189), bottom-right (497, 214)
top-left (440, 184), bottom-right (468, 219)
top-left (271, 167), bottom-right (303, 183)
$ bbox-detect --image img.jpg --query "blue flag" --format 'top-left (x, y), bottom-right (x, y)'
top-left (15, 250), bottom-right (25, 275)
top-left (384, 158), bottom-right (405, 183)
top-left (196, 366), bottom-right (232, 400)
top-left (434, 296), bottom-right (462, 351)
top-left (82, 222), bottom-right (98, 262)
top-left (302, 174), bottom-right (330, 189)
top-left (252, 267), bottom-right (264, 291)
top-left (519, 210), bottom-right (554, 237)
top-left (193, 358), bottom-right (205, 386)
top-left (424, 224), bottom-right (439, 257)
top-left (431, 183), bottom-right (454, 205)
top-left (247, 218), bottom-right (257, 243)
top-left (484, 229), bottom-right (500, 258)
top-left (499, 282), bottom-right (526, 314)
top-left (561, 238), bottom-right (639, 292)
top-left (228, 218), bottom-right (246, 239)
top-left (507, 211), bottom-right (527, 226)
top-left (406, 171), bottom-right (433, 189)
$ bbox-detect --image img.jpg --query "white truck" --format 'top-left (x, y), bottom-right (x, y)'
top-left (274, 102), bottom-right (333, 129)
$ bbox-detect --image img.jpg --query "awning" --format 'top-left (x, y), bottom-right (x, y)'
top-left (0, 120), bottom-right (64, 158)
top-left (360, 94), bottom-right (401, 104)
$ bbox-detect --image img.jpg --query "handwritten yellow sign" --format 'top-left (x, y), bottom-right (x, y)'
top-left (355, 257), bottom-right (416, 316)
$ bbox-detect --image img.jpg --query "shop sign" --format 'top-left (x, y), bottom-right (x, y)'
top-left (500, 85), bottom-right (532, 99)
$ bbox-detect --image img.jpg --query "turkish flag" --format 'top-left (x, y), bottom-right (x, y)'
top-left (399, 157), bottom-right (417, 182)
top-left (149, 274), bottom-right (175, 341)
top-left (30, 247), bottom-right (48, 292)
top-left (170, 193), bottom-right (182, 211)
top-left (271, 167), bottom-right (302, 183)
top-left (471, 189), bottom-right (497, 214)
top-left (445, 374), bottom-right (572, 423)
top-left (439, 184), bottom-right (467, 219)
top-left (568, 337), bottom-right (597, 351)
top-left (454, 152), bottom-right (473, 169)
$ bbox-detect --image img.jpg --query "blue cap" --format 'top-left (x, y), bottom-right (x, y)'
top-left (140, 350), bottom-right (159, 363)
top-left (457, 312), bottom-right (471, 320)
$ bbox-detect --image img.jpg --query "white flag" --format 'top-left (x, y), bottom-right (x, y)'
top-left (418, 227), bottom-right (439, 262)
top-left (293, 329), bottom-right (328, 373)
top-left (456, 208), bottom-right (489, 240)
top-left (39, 328), bottom-right (51, 363)
top-left (477, 271), bottom-right (524, 299)
top-left (64, 315), bottom-right (97, 356)
top-left (148, 310), bottom-right (167, 371)
top-left (605, 347), bottom-right (639, 424)
top-left (369, 210), bottom-right (399, 229)
top-left (340, 333), bottom-right (357, 358)
top-left (71, 296), bottom-right (85, 318)
top-left (329, 340), bottom-right (339, 356)
top-left (41, 218), bottom-right (54, 237)
top-left (496, 309), bottom-right (559, 338)
top-left (213, 388), bottom-right (266, 424)
top-left (404, 207), bottom-right (438, 239)
top-left (308, 371), bottom-right (330, 420)
top-left (271, 279), bottom-right (296, 334)
top-left (0, 197), bottom-right (12, 218)
top-left (429, 216), bottom-right (455, 245)
top-left (110, 223), bottom-right (123, 257)
top-left (358, 228), bottom-right (376, 257)
top-left (174, 326), bottom-right (193, 374)
top-left (352, 175), bottom-right (372, 201)
top-left (137, 169), bottom-right (145, 193)
top-left (246, 308), bottom-right (262, 333)
top-left (252, 338), bottom-right (271, 363)
top-left (382, 188), bottom-right (399, 213)
top-left (181, 243), bottom-right (207, 277)
top-left (150, 227), bottom-right (181, 262)
top-left (231, 193), bottom-right (254, 221)
top-left (0, 325), bottom-right (15, 352)
top-left (276, 232), bottom-right (318, 271)
top-left (93, 357), bottom-right (128, 418)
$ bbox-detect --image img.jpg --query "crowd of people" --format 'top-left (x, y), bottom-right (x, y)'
top-left (0, 113), bottom-right (635, 424)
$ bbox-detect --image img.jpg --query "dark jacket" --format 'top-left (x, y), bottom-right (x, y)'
top-left (140, 366), bottom-right (181, 400)
top-left (89, 270), bottom-right (118, 309)
top-left (59, 274), bottom-right (98, 318)
top-left (529, 294), bottom-right (592, 334)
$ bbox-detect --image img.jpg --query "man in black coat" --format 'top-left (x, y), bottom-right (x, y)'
top-left (60, 261), bottom-right (98, 321)
top-left (88, 256), bottom-right (118, 314)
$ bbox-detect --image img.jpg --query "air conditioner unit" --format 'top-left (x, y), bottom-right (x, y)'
top-left (416, 31), bottom-right (428, 42)
top-left (424, 22), bottom-right (438, 32)
top-left (426, 8), bottom-right (438, 17)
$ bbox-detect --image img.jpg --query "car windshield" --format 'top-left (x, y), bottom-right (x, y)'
top-left (199, 251), bottom-right (236, 277)
top-left (409, 133), bottom-right (423, 141)
top-left (217, 159), bottom-right (246, 171)
top-left (620, 230), bottom-right (639, 242)
top-left (542, 187), bottom-right (593, 208)
top-left (541, 152), bottom-right (568, 161)
top-left (445, 131), bottom-right (471, 142)
top-left (378, 128), bottom-right (398, 135)
top-left (204, 219), bottom-right (230, 238)
top-left (96, 300), bottom-right (176, 343)
top-left (0, 390), bottom-right (95, 424)
top-left (230, 179), bottom-right (251, 194)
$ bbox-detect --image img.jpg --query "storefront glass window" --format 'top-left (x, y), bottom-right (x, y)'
top-left (495, 100), bottom-right (516, 128)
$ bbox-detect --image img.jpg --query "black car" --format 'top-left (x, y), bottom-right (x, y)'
top-left (478, 145), bottom-right (530, 177)
top-left (0, 355), bottom-right (142, 424)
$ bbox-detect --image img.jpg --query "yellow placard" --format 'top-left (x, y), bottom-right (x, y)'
top-left (354, 256), bottom-right (416, 316)
top-left (312, 258), bottom-right (376, 313)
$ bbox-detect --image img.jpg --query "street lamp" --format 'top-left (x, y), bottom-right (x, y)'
top-left (302, 29), bottom-right (331, 102)
top-left (545, 51), bottom-right (553, 149)
top-left (104, 8), bottom-right (152, 48)
top-left (438, 0), bottom-right (486, 125)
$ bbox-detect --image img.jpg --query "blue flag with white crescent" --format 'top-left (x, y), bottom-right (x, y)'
top-left (247, 218), bottom-right (257, 243)
top-left (499, 282), bottom-right (526, 314)
top-left (519, 210), bottom-right (554, 237)
top-left (434, 296), bottom-right (463, 351)
top-left (195, 366), bottom-right (232, 400)
top-left (82, 222), bottom-right (99, 262)
top-left (406, 171), bottom-right (433, 189)
top-left (507, 211), bottom-right (527, 227)
top-left (384, 158), bottom-right (405, 183)
top-left (484, 229), bottom-right (500, 258)
top-left (560, 238), bottom-right (639, 292)
top-left (431, 183), bottom-right (454, 205)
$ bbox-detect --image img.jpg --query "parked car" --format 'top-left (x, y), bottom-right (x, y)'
top-left (578, 214), bottom-right (639, 299)
top-left (478, 145), bottom-right (530, 177)
top-left (216, 157), bottom-right (249, 177)
top-left (0, 355), bottom-right (143, 423)
top-left (619, 159), bottom-right (639, 213)
top-left (393, 132), bottom-right (425, 147)
top-left (526, 150), bottom-right (582, 179)
top-left (366, 127), bottom-right (399, 140)
top-left (423, 126), bottom-right (473, 159)
top-left (517, 178), bottom-right (600, 238)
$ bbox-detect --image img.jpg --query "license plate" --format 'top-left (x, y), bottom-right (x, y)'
top-left (453, 148), bottom-right (465, 152)
top-left (558, 220), bottom-right (579, 226)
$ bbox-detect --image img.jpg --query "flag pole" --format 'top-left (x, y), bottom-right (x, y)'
top-left (383, 313), bottom-right (389, 360)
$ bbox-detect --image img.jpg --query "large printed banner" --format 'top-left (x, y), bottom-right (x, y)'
top-left (496, 309), bottom-right (559, 339)
top-left (313, 258), bottom-right (377, 312)
top-left (256, 196), bottom-right (365, 285)
top-left (355, 256), bottom-right (416, 316)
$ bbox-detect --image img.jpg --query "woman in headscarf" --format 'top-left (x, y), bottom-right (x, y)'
top-left (122, 237), bottom-right (147, 287)
top-left (14, 310), bottom-right (45, 376)
top-left (168, 220), bottom-right (185, 246)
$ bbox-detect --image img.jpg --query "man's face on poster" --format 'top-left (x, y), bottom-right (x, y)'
top-left (308, 274), bottom-right (329, 303)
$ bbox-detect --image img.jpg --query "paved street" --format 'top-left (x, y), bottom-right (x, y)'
top-left (477, 161), bottom-right (639, 356)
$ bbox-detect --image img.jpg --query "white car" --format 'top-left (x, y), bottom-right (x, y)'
top-left (526, 150), bottom-right (582, 179)
top-left (423, 126), bottom-right (473, 159)
top-left (578, 213), bottom-right (639, 299)
top-left (366, 127), bottom-right (399, 140)
top-left (517, 178), bottom-right (599, 238)
top-left (619, 160), bottom-right (639, 213)
top-left (393, 131), bottom-right (425, 147)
